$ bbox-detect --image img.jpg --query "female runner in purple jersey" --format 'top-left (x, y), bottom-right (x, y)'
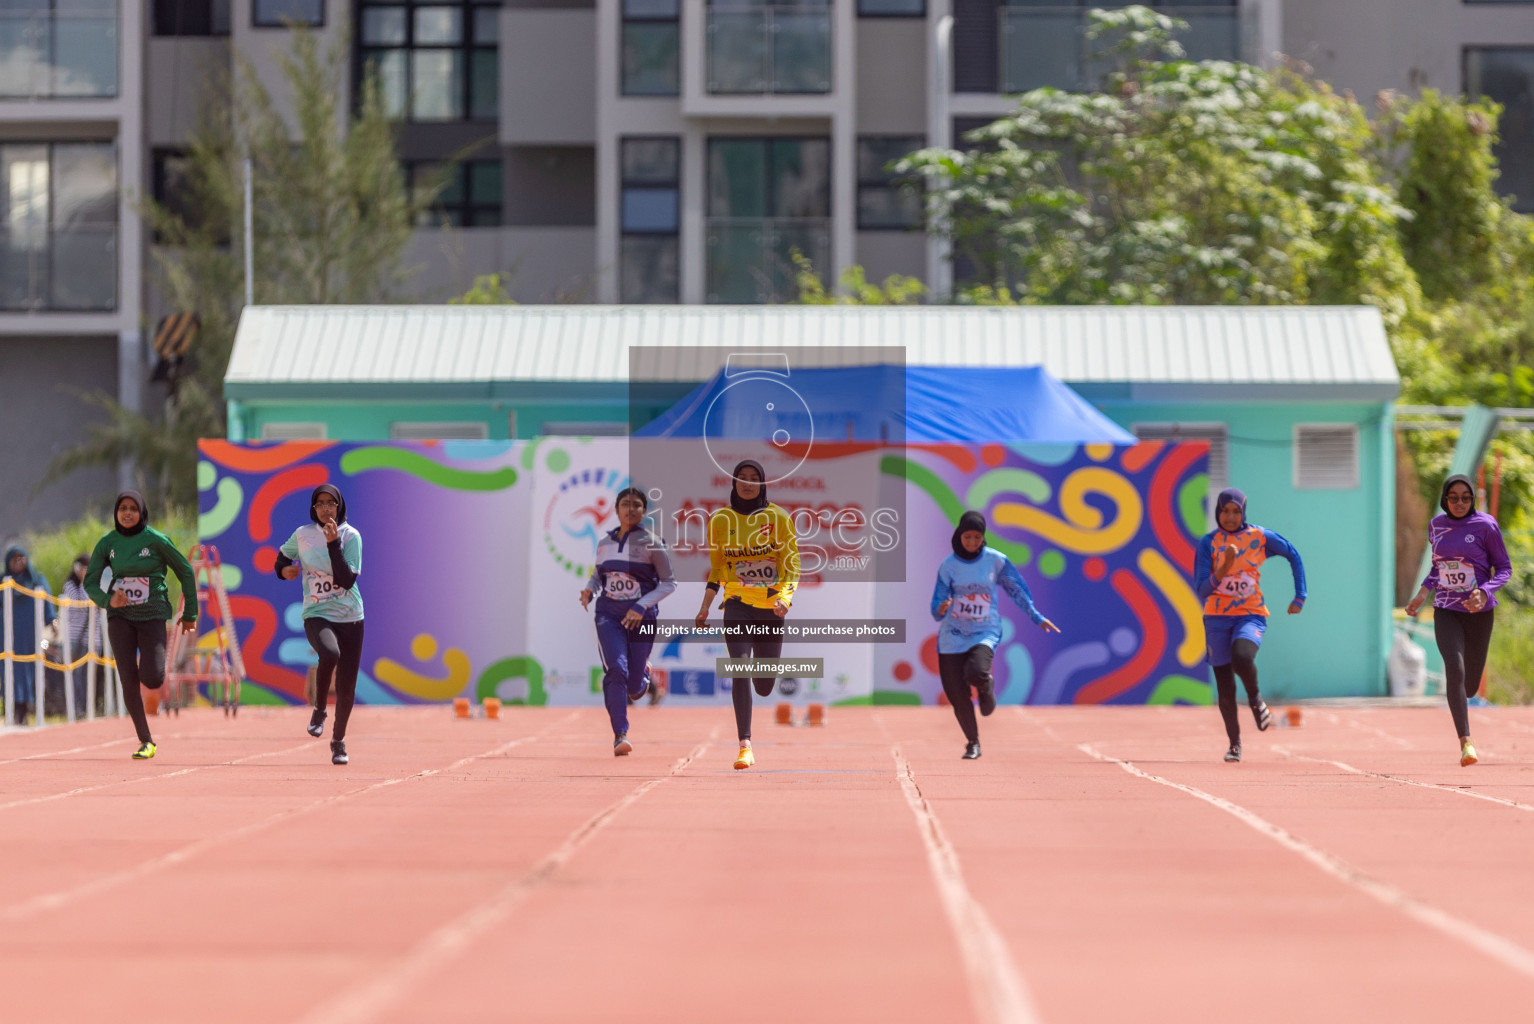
top-left (1406, 474), bottom-right (1512, 766)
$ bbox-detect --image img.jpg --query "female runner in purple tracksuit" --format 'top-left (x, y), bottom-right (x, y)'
top-left (1406, 474), bottom-right (1513, 767)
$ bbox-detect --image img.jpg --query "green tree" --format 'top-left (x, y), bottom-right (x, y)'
top-left (44, 28), bottom-right (431, 512)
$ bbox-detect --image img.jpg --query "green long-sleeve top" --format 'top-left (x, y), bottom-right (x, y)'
top-left (84, 527), bottom-right (198, 623)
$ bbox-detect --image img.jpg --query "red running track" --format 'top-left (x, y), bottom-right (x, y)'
top-left (2, 703), bottom-right (1534, 1023)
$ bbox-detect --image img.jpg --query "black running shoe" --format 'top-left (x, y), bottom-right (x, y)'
top-left (614, 734), bottom-right (633, 756)
top-left (308, 708), bottom-right (327, 737)
top-left (1251, 702), bottom-right (1273, 732)
top-left (330, 740), bottom-right (348, 765)
top-left (977, 686), bottom-right (997, 717)
top-left (962, 741), bottom-right (982, 760)
top-left (1224, 745), bottom-right (1242, 763)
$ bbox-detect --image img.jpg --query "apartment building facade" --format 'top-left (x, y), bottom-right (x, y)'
top-left (1, 1), bottom-right (1532, 528)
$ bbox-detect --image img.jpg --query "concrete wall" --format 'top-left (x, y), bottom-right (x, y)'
top-left (0, 337), bottom-right (121, 533)
top-left (1096, 398), bottom-right (1395, 699)
top-left (1283, 0), bottom-right (1534, 99)
top-left (502, 10), bottom-right (597, 144)
top-left (401, 227), bottom-right (598, 303)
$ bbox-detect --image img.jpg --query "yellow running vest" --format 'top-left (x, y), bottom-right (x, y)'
top-left (705, 504), bottom-right (800, 609)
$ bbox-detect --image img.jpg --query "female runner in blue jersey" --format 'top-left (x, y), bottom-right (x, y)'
top-left (931, 511), bottom-right (1059, 759)
top-left (581, 487), bottom-right (676, 756)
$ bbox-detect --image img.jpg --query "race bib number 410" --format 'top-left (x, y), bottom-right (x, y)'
top-left (1439, 559), bottom-right (1476, 593)
top-left (113, 577), bottom-right (150, 605)
top-left (305, 571), bottom-right (342, 604)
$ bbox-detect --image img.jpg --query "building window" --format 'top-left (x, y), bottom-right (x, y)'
top-left (253, 0), bottom-right (324, 27)
top-left (996, 0), bottom-right (1239, 94)
top-left (1132, 423), bottom-right (1228, 521)
top-left (0, 142), bottom-right (118, 312)
top-left (154, 0), bottom-right (232, 35)
top-left (261, 422), bottom-right (329, 440)
top-left (707, 0), bottom-right (832, 95)
top-left (857, 136), bottom-right (922, 230)
top-left (622, 0), bottom-right (680, 95)
top-left (0, 1), bottom-right (119, 99)
top-left (621, 137), bottom-right (681, 303)
top-left (1294, 424), bottom-right (1359, 490)
top-left (407, 159), bottom-right (503, 226)
top-left (859, 0), bottom-right (923, 16)
top-left (389, 422), bottom-right (489, 440)
top-left (706, 137), bottom-right (830, 303)
top-left (358, 1), bottom-right (499, 121)
top-left (1466, 48), bottom-right (1534, 214)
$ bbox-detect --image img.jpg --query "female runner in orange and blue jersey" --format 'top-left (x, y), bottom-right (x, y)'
top-left (1193, 488), bottom-right (1306, 763)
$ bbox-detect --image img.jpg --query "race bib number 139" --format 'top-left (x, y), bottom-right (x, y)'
top-left (1440, 559), bottom-right (1475, 593)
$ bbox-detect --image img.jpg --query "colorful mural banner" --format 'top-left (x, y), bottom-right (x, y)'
top-left (198, 438), bottom-right (1209, 708)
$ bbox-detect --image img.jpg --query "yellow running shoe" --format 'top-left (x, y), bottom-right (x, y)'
top-left (733, 745), bottom-right (755, 770)
top-left (1461, 739), bottom-right (1478, 767)
top-left (132, 742), bottom-right (156, 760)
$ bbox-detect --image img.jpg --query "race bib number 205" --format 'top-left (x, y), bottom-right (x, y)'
top-left (305, 571), bottom-right (341, 604)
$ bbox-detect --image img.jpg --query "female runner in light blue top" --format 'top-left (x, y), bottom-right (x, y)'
top-left (930, 510), bottom-right (1059, 760)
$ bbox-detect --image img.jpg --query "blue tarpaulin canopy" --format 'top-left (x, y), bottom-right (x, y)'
top-left (635, 365), bottom-right (1134, 444)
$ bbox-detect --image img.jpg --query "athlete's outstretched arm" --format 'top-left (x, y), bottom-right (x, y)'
top-left (930, 568), bottom-right (951, 621)
top-left (1192, 535), bottom-right (1217, 601)
top-left (998, 558), bottom-right (1046, 625)
top-left (1483, 523), bottom-right (1513, 598)
top-left (636, 543), bottom-right (678, 609)
top-left (327, 532), bottom-right (360, 590)
top-left (1262, 529), bottom-right (1306, 606)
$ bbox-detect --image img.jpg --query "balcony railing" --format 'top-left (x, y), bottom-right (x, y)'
top-left (0, 6), bottom-right (120, 100)
top-left (706, 4), bottom-right (831, 95)
top-left (705, 217), bottom-right (830, 303)
top-left (999, 4), bottom-right (1240, 94)
top-left (0, 226), bottom-right (119, 311)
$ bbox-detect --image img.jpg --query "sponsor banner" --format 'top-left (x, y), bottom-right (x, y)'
top-left (199, 438), bottom-right (1207, 707)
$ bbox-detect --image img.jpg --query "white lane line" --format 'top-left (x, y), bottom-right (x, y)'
top-left (1079, 742), bottom-right (1534, 980)
top-left (1274, 745), bottom-right (1534, 813)
top-left (0, 736), bottom-right (143, 766)
top-left (892, 747), bottom-right (1041, 1024)
top-left (298, 728), bottom-right (717, 1024)
top-left (2, 713), bottom-right (582, 922)
top-left (0, 738), bottom-right (316, 813)
top-left (1321, 711), bottom-right (1415, 749)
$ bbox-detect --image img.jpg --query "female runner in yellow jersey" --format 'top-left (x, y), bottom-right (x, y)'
top-left (694, 459), bottom-right (800, 769)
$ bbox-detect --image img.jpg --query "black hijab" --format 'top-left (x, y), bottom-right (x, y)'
top-left (310, 484), bottom-right (348, 525)
top-left (114, 490), bottom-right (148, 536)
top-left (952, 510), bottom-right (987, 562)
top-left (729, 460), bottom-right (769, 515)
top-left (1439, 474), bottom-right (1477, 520)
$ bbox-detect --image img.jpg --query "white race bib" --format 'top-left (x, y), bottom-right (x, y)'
top-left (950, 592), bottom-right (993, 622)
top-left (305, 570), bottom-right (342, 604)
top-left (113, 576), bottom-right (150, 606)
top-left (604, 571), bottom-right (641, 601)
top-left (1439, 559), bottom-right (1476, 593)
top-left (1217, 572), bottom-right (1257, 599)
top-left (735, 558), bottom-right (778, 585)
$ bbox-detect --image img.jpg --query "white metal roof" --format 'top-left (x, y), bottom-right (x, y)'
top-left (225, 304), bottom-right (1398, 398)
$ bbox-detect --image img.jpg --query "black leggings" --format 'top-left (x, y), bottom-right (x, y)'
top-left (938, 645), bottom-right (995, 744)
top-left (306, 618), bottom-right (365, 742)
top-left (107, 617), bottom-right (167, 745)
top-left (1435, 606), bottom-right (1495, 739)
top-left (723, 599), bottom-right (783, 741)
top-left (1213, 638), bottom-right (1262, 747)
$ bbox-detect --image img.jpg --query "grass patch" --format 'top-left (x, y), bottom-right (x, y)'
top-left (1488, 603), bottom-right (1534, 705)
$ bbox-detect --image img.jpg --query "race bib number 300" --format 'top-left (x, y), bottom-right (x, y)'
top-left (735, 558), bottom-right (778, 585)
top-left (1440, 559), bottom-right (1476, 593)
top-left (604, 572), bottom-right (641, 601)
top-left (951, 592), bottom-right (993, 622)
top-left (305, 571), bottom-right (341, 604)
top-left (114, 577), bottom-right (150, 605)
top-left (1217, 572), bottom-right (1257, 599)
